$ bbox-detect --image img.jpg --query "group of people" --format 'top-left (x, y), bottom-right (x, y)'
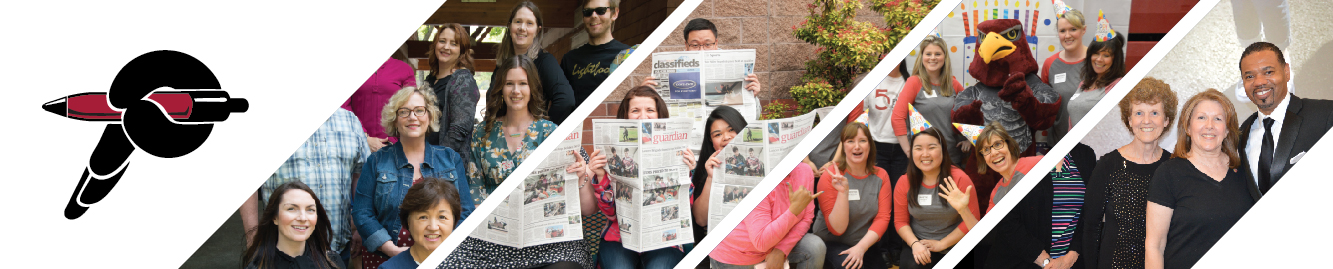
top-left (442, 10), bottom-right (766, 269)
top-left (722, 186), bottom-right (752, 204)
top-left (726, 147), bottom-right (766, 177)
top-left (977, 40), bottom-right (1330, 269)
top-left (606, 147), bottom-right (638, 177)
top-left (707, 4), bottom-right (1132, 269)
top-left (240, 0), bottom-right (653, 267)
top-left (712, 106), bottom-right (1037, 269)
top-left (524, 174), bottom-right (566, 204)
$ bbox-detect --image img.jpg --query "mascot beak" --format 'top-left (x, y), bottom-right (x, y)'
top-left (979, 32), bottom-right (1016, 64)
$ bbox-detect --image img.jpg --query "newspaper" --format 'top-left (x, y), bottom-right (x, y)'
top-left (707, 112), bottom-right (817, 232)
top-left (651, 49), bottom-right (759, 151)
top-left (593, 118), bottom-right (695, 252)
top-left (471, 124), bottom-right (584, 248)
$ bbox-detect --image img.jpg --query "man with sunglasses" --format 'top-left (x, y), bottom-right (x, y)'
top-left (639, 18), bottom-right (764, 101)
top-left (561, 0), bottom-right (631, 107)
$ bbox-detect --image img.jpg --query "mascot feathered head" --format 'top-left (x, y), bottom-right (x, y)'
top-left (969, 19), bottom-right (1037, 86)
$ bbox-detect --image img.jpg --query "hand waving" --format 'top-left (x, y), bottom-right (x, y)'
top-left (937, 176), bottom-right (973, 212)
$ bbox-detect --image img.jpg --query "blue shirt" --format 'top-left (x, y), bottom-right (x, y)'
top-left (352, 142), bottom-right (474, 254)
top-left (261, 108), bottom-right (368, 252)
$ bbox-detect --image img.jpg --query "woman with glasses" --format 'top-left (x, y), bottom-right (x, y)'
top-left (974, 121), bottom-right (1043, 211)
top-left (351, 86), bottom-right (474, 269)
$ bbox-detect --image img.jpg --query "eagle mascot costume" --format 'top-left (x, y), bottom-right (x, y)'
top-left (952, 19), bottom-right (1061, 156)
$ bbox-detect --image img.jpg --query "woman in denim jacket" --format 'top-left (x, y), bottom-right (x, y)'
top-left (351, 86), bottom-right (474, 269)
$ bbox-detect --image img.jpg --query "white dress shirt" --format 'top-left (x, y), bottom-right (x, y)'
top-left (1246, 93), bottom-right (1292, 185)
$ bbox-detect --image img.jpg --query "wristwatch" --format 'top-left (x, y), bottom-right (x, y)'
top-left (1042, 258), bottom-right (1050, 267)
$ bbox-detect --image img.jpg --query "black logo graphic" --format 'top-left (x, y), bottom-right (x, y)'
top-left (43, 50), bottom-right (248, 219)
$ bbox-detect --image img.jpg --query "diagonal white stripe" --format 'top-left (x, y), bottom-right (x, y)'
top-left (932, 0), bottom-right (1220, 267)
top-left (673, 1), bottom-right (965, 268)
top-left (416, 1), bottom-right (708, 268)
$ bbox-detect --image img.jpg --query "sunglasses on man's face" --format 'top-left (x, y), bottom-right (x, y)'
top-left (582, 7), bottom-right (612, 17)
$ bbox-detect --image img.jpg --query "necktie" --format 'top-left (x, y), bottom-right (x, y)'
top-left (1259, 118), bottom-right (1275, 194)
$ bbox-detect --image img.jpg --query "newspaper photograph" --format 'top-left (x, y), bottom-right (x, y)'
top-left (593, 118), bottom-right (695, 252)
top-left (652, 49), bottom-right (759, 151)
top-left (470, 124), bottom-right (584, 248)
top-left (707, 112), bottom-right (816, 232)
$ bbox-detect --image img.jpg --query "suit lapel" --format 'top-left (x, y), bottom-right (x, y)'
top-left (1239, 112), bottom-right (1262, 201)
top-left (1272, 96), bottom-right (1303, 183)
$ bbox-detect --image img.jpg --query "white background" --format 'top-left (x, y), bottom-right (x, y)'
top-left (0, 1), bottom-right (443, 267)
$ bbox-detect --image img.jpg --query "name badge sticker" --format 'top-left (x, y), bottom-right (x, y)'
top-left (1054, 73), bottom-right (1066, 84)
top-left (918, 194), bottom-right (933, 206)
top-left (848, 189), bottom-right (861, 201)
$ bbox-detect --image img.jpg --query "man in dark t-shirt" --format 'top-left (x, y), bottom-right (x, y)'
top-left (561, 0), bottom-right (631, 107)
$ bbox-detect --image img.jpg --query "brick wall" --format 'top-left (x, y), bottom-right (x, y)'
top-left (575, 0), bottom-right (893, 153)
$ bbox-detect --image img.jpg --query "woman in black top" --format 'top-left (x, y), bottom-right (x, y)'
top-left (691, 106), bottom-right (747, 256)
top-left (495, 1), bottom-right (576, 124)
top-left (424, 23), bottom-right (480, 162)
top-left (1145, 89), bottom-right (1254, 269)
top-left (243, 181), bottom-right (343, 269)
top-left (1081, 77), bottom-right (1176, 269)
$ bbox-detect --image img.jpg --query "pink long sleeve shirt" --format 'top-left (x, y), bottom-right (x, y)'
top-left (709, 163), bottom-right (817, 266)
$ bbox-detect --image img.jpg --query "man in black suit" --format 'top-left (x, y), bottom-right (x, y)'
top-left (1237, 42), bottom-right (1333, 201)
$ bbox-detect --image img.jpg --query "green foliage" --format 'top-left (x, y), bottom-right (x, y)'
top-left (787, 0), bottom-right (939, 114)
top-left (760, 101), bottom-right (796, 120)
top-left (786, 80), bottom-right (843, 114)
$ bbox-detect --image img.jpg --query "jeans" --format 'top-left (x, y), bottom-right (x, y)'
top-left (598, 240), bottom-right (685, 269)
top-left (711, 234), bottom-right (825, 269)
top-left (824, 241), bottom-right (887, 269)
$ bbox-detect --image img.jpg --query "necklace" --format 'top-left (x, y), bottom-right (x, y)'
top-left (509, 132), bottom-right (522, 137)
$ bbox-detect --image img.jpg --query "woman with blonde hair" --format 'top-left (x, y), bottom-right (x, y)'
top-left (351, 86), bottom-right (473, 269)
top-left (892, 36), bottom-right (968, 165)
top-left (1145, 89), bottom-right (1254, 269)
top-left (424, 23), bottom-right (480, 164)
top-left (1041, 3), bottom-right (1087, 143)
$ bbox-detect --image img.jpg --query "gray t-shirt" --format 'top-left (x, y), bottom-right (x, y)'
top-left (911, 85), bottom-right (966, 165)
top-left (1046, 56), bottom-right (1083, 143)
top-left (814, 172), bottom-right (887, 246)
top-left (1066, 81), bottom-right (1117, 130)
top-left (991, 169), bottom-right (1029, 207)
top-left (908, 184), bottom-right (963, 241)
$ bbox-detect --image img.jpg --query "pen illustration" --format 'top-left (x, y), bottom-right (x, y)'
top-left (44, 50), bottom-right (248, 219)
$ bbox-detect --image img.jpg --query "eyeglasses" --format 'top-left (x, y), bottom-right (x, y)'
top-left (688, 42), bottom-right (717, 50)
top-left (582, 7), bottom-right (612, 17)
top-left (983, 141), bottom-right (1007, 154)
top-left (396, 106), bottom-right (429, 118)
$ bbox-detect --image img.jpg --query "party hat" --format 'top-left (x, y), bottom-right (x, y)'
top-left (909, 104), bottom-right (933, 135)
top-left (1052, 0), bottom-right (1073, 18)
top-left (953, 123), bottom-right (984, 145)
top-left (1094, 10), bottom-right (1117, 42)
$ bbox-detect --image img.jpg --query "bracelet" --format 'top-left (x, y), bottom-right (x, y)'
top-left (911, 240), bottom-right (921, 247)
